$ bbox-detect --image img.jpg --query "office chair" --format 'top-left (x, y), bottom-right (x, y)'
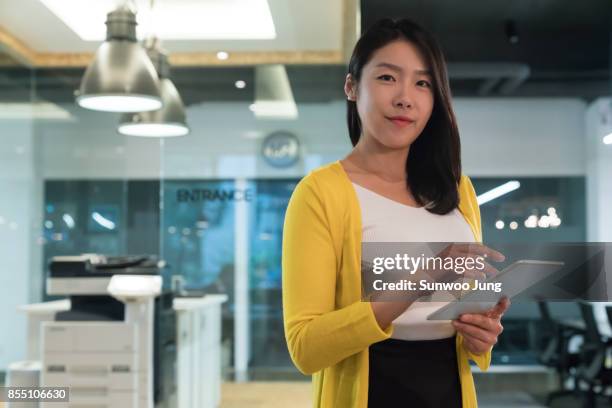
top-left (575, 302), bottom-right (612, 408)
top-left (537, 301), bottom-right (582, 406)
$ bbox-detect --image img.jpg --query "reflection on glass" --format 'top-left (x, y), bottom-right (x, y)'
top-left (42, 176), bottom-right (585, 370)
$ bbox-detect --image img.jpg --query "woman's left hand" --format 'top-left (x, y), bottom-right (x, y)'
top-left (452, 297), bottom-right (511, 355)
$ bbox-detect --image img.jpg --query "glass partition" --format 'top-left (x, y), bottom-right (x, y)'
top-left (0, 52), bottom-right (37, 375)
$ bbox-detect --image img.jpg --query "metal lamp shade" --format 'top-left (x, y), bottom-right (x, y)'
top-left (76, 6), bottom-right (162, 112)
top-left (118, 78), bottom-right (189, 137)
top-left (76, 41), bottom-right (162, 112)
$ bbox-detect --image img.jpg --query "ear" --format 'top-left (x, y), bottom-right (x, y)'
top-left (344, 74), bottom-right (357, 101)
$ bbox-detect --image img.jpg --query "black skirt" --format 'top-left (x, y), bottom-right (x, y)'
top-left (368, 336), bottom-right (462, 408)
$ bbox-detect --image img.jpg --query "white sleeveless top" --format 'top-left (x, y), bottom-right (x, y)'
top-left (353, 182), bottom-right (476, 340)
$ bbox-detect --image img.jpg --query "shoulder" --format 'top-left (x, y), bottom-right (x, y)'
top-left (292, 161), bottom-right (348, 199)
top-left (300, 161), bottom-right (345, 186)
top-left (288, 161), bottom-right (352, 221)
top-left (458, 174), bottom-right (476, 197)
top-left (458, 174), bottom-right (479, 208)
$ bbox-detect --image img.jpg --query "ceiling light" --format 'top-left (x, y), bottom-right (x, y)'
top-left (495, 220), bottom-right (504, 229)
top-left (509, 221), bottom-right (518, 230)
top-left (524, 215), bottom-right (538, 228)
top-left (549, 217), bottom-right (562, 228)
top-left (235, 80), bottom-right (246, 89)
top-left (251, 65), bottom-right (298, 120)
top-left (217, 51), bottom-right (229, 60)
top-left (537, 215), bottom-right (550, 228)
top-left (76, 5), bottom-right (162, 112)
top-left (63, 214), bottom-right (75, 229)
top-left (477, 181), bottom-right (520, 205)
top-left (92, 212), bottom-right (116, 230)
top-left (40, 0), bottom-right (276, 41)
top-left (0, 102), bottom-right (72, 120)
top-left (604, 132), bottom-right (612, 145)
top-left (118, 40), bottom-right (189, 137)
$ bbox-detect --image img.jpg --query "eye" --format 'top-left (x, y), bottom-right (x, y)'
top-left (417, 80), bottom-right (432, 88)
top-left (377, 74), bottom-right (395, 82)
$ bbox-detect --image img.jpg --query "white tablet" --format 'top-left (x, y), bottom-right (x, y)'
top-left (426, 259), bottom-right (565, 320)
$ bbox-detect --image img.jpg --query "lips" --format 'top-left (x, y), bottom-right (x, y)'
top-left (387, 116), bottom-right (415, 127)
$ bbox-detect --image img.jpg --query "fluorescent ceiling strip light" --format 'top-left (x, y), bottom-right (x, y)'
top-left (477, 181), bottom-right (520, 205)
top-left (62, 214), bottom-right (75, 229)
top-left (92, 212), bottom-right (116, 230)
top-left (39, 0), bottom-right (276, 41)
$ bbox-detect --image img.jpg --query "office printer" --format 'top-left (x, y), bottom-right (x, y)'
top-left (40, 254), bottom-right (176, 408)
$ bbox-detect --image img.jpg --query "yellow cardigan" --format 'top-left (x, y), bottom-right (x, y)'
top-left (282, 161), bottom-right (491, 408)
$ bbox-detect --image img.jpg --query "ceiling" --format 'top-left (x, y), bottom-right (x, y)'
top-left (0, 0), bottom-right (354, 66)
top-left (362, 0), bottom-right (612, 99)
top-left (0, 0), bottom-right (341, 53)
top-left (0, 0), bottom-right (610, 105)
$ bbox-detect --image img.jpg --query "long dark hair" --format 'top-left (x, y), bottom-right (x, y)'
top-left (347, 18), bottom-right (461, 215)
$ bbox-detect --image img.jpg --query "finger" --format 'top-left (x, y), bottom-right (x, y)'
top-left (486, 297), bottom-right (511, 319)
top-left (460, 245), bottom-right (505, 265)
top-left (458, 313), bottom-right (502, 333)
top-left (461, 329), bottom-right (494, 354)
top-left (453, 320), bottom-right (497, 345)
top-left (481, 246), bottom-right (505, 262)
top-left (462, 260), bottom-right (499, 279)
top-left (447, 243), bottom-right (505, 263)
top-left (480, 260), bottom-right (501, 276)
top-left (441, 243), bottom-right (480, 259)
top-left (462, 333), bottom-right (491, 354)
top-left (469, 243), bottom-right (505, 262)
top-left (452, 246), bottom-right (505, 272)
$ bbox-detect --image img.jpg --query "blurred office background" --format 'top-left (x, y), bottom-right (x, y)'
top-left (0, 0), bottom-right (611, 407)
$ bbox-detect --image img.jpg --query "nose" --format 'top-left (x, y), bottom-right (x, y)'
top-left (393, 87), bottom-right (414, 109)
top-left (395, 99), bottom-right (412, 109)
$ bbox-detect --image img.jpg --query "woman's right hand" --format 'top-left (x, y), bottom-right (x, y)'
top-left (434, 243), bottom-right (505, 281)
top-left (368, 243), bottom-right (505, 330)
top-left (412, 243), bottom-right (505, 300)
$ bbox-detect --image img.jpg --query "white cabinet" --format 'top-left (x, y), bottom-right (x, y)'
top-left (173, 295), bottom-right (227, 408)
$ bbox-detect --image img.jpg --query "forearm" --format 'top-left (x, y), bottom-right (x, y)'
top-left (370, 299), bottom-right (414, 330)
top-left (369, 284), bottom-right (433, 329)
top-left (285, 301), bottom-right (393, 374)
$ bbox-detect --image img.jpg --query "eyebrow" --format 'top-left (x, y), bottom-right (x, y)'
top-left (374, 62), bottom-right (431, 76)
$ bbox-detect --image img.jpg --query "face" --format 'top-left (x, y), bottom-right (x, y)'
top-left (345, 39), bottom-right (434, 150)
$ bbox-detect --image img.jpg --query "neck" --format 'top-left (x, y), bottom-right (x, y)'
top-left (347, 135), bottom-right (410, 183)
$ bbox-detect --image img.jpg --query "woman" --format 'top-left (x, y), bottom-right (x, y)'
top-left (282, 18), bottom-right (510, 407)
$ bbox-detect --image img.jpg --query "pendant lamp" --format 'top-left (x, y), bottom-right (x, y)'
top-left (76, 5), bottom-right (162, 112)
top-left (117, 39), bottom-right (189, 137)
